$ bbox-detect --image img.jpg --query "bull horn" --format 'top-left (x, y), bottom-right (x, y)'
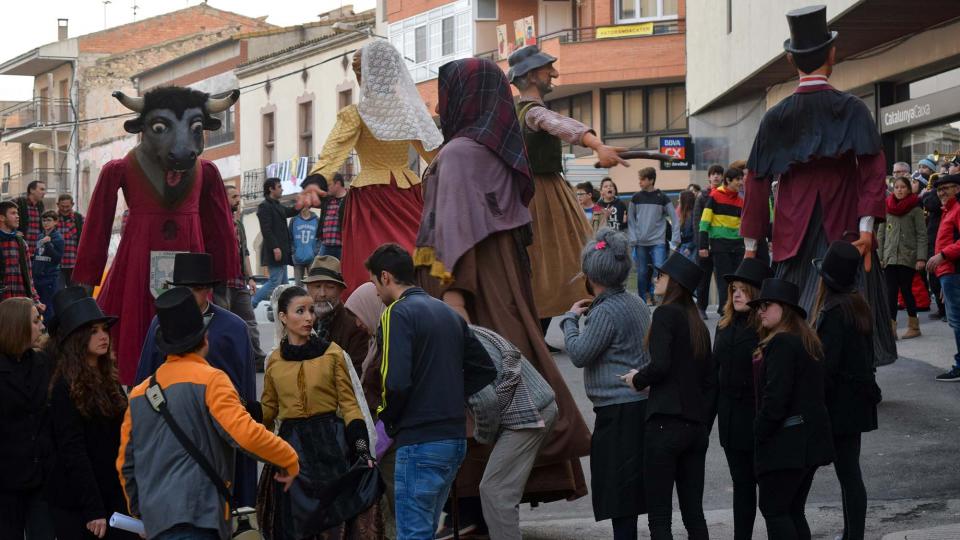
top-left (206, 89), bottom-right (240, 114)
top-left (112, 91), bottom-right (144, 113)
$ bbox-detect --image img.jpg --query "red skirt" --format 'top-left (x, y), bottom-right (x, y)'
top-left (340, 180), bottom-right (424, 298)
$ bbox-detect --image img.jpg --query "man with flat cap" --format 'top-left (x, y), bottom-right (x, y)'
top-left (134, 252), bottom-right (259, 508)
top-left (302, 255), bottom-right (368, 377)
top-left (927, 174), bottom-right (960, 381)
top-left (508, 45), bottom-right (628, 336)
top-left (739, 5), bottom-right (895, 365)
top-left (118, 287), bottom-right (298, 540)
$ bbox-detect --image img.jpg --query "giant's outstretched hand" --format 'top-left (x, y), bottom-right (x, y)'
top-left (852, 231), bottom-right (874, 273)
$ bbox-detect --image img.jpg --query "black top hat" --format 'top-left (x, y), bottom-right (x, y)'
top-left (154, 287), bottom-right (213, 356)
top-left (507, 45), bottom-right (557, 83)
top-left (749, 278), bottom-right (806, 319)
top-left (57, 298), bottom-right (118, 344)
top-left (47, 286), bottom-right (90, 335)
top-left (168, 253), bottom-right (219, 287)
top-left (933, 173), bottom-right (960, 189)
top-left (655, 251), bottom-right (704, 294)
top-left (724, 258), bottom-right (774, 289)
top-left (813, 240), bottom-right (860, 293)
top-left (783, 5), bottom-right (838, 55)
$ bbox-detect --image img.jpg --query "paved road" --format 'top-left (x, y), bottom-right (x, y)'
top-left (253, 304), bottom-right (960, 538)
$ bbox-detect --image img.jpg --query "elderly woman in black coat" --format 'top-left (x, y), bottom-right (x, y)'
top-left (750, 278), bottom-right (835, 539)
top-left (0, 297), bottom-right (54, 540)
top-left (811, 241), bottom-right (880, 540)
top-left (713, 258), bottom-right (771, 540)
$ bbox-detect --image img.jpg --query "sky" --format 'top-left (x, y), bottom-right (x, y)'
top-left (0, 0), bottom-right (376, 101)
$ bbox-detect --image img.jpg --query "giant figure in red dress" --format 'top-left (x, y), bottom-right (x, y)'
top-left (73, 87), bottom-right (241, 384)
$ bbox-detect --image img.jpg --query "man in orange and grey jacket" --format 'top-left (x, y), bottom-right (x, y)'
top-left (118, 287), bottom-right (299, 540)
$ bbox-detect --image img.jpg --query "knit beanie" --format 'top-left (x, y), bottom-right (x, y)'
top-left (919, 155), bottom-right (938, 171)
top-left (581, 229), bottom-right (631, 288)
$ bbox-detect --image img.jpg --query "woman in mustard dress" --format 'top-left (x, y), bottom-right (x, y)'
top-left (309, 40), bottom-right (442, 297)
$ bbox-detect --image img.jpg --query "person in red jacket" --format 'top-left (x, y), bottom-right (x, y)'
top-left (927, 174), bottom-right (960, 381)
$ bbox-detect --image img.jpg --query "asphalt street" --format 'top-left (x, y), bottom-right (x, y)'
top-left (252, 302), bottom-right (960, 539)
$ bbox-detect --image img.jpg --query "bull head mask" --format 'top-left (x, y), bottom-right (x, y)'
top-left (113, 86), bottom-right (239, 188)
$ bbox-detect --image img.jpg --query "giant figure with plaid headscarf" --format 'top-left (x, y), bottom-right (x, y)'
top-left (414, 57), bottom-right (592, 530)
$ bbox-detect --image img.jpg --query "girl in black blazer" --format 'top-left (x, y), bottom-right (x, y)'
top-left (811, 242), bottom-right (880, 540)
top-left (713, 258), bottom-right (771, 540)
top-left (750, 278), bottom-right (834, 540)
top-left (622, 252), bottom-right (716, 540)
top-left (0, 297), bottom-right (54, 540)
top-left (46, 298), bottom-right (137, 540)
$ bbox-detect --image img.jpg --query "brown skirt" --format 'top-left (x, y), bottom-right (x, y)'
top-left (527, 173), bottom-right (592, 318)
top-left (418, 228), bottom-right (591, 503)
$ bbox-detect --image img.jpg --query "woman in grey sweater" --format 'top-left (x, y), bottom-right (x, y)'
top-left (561, 228), bottom-right (652, 540)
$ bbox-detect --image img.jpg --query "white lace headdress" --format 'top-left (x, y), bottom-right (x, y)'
top-left (356, 40), bottom-right (444, 151)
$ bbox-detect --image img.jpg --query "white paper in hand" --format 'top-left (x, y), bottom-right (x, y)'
top-left (109, 512), bottom-right (146, 536)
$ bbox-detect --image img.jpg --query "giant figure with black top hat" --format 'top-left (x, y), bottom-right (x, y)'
top-left (507, 45), bottom-right (629, 322)
top-left (740, 5), bottom-right (896, 365)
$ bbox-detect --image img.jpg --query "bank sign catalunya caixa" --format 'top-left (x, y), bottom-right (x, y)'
top-left (879, 84), bottom-right (960, 134)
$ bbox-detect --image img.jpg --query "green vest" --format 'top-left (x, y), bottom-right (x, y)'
top-left (517, 101), bottom-right (563, 175)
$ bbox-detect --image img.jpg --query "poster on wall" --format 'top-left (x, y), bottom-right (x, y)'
top-left (513, 19), bottom-right (525, 50)
top-left (523, 16), bottom-right (536, 46)
top-left (496, 24), bottom-right (509, 60)
top-left (660, 136), bottom-right (693, 170)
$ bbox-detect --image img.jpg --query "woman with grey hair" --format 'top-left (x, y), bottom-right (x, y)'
top-left (560, 228), bottom-right (652, 539)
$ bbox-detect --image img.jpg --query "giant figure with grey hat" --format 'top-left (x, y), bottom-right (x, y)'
top-left (739, 5), bottom-right (896, 365)
top-left (507, 45), bottom-right (630, 326)
top-left (71, 86), bottom-right (242, 386)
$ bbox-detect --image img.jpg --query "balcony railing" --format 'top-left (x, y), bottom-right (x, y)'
top-left (241, 154), bottom-right (357, 202)
top-left (539, 20), bottom-right (682, 45)
top-left (6, 169), bottom-right (72, 195)
top-left (1, 97), bottom-right (75, 131)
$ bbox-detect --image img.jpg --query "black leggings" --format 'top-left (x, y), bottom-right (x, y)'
top-left (758, 467), bottom-right (817, 540)
top-left (612, 515), bottom-right (639, 540)
top-left (834, 433), bottom-right (867, 540)
top-left (696, 254), bottom-right (713, 312)
top-left (723, 446), bottom-right (757, 540)
top-left (644, 416), bottom-right (709, 540)
top-left (885, 264), bottom-right (918, 317)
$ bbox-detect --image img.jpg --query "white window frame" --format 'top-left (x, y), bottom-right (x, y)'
top-left (388, 0), bottom-right (473, 84)
top-left (475, 0), bottom-right (498, 21)
top-left (615, 0), bottom-right (680, 24)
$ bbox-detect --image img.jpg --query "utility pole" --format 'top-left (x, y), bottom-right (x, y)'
top-left (102, 0), bottom-right (111, 29)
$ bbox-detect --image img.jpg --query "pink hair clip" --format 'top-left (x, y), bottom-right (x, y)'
top-left (595, 241), bottom-right (607, 250)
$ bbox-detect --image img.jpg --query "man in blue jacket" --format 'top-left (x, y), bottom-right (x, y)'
top-left (367, 243), bottom-right (496, 540)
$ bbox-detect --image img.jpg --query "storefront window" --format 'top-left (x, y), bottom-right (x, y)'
top-left (898, 118), bottom-right (960, 168)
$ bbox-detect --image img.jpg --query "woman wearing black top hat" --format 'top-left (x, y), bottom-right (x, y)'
top-left (621, 252), bottom-right (716, 540)
top-left (811, 241), bottom-right (879, 540)
top-left (713, 258), bottom-right (772, 540)
top-left (46, 298), bottom-right (136, 540)
top-left (749, 278), bottom-right (834, 539)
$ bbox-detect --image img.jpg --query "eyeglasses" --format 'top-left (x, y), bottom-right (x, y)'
top-left (756, 301), bottom-right (773, 311)
top-left (576, 192), bottom-right (588, 196)
top-left (937, 185), bottom-right (959, 193)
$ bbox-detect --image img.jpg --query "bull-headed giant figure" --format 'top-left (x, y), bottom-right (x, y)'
top-left (72, 86), bottom-right (241, 385)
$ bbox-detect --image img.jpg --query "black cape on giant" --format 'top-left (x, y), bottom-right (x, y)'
top-left (747, 87), bottom-right (883, 179)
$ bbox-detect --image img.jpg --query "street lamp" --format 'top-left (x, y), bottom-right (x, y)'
top-left (27, 142), bottom-right (63, 196)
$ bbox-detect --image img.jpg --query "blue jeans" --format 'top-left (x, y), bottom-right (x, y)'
top-left (252, 264), bottom-right (287, 308)
top-left (939, 274), bottom-right (960, 368)
top-left (153, 524), bottom-right (219, 540)
top-left (633, 244), bottom-right (668, 301)
top-left (320, 244), bottom-right (342, 260)
top-left (394, 438), bottom-right (467, 540)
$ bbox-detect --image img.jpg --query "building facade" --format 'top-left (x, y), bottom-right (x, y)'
top-left (0, 5), bottom-right (272, 210)
top-left (234, 8), bottom-right (375, 269)
top-left (687, 0), bottom-right (960, 177)
top-left (385, 0), bottom-right (690, 192)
